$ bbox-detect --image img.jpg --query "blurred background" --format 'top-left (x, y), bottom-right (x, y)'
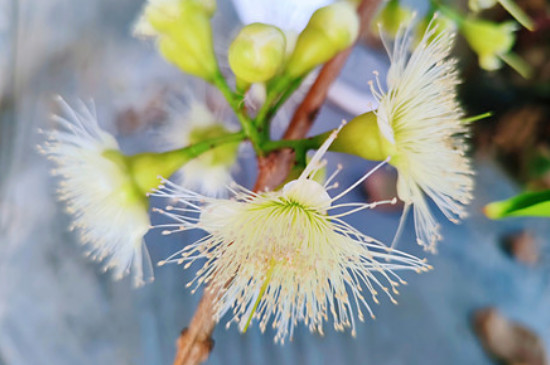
top-left (0, 0), bottom-right (549, 364)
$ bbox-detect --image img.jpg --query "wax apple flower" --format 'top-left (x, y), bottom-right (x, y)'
top-left (331, 23), bottom-right (473, 253)
top-left (39, 97), bottom-right (153, 287)
top-left (161, 96), bottom-right (240, 197)
top-left (153, 129), bottom-right (431, 343)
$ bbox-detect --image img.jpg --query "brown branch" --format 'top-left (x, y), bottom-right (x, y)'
top-left (172, 1), bottom-right (380, 364)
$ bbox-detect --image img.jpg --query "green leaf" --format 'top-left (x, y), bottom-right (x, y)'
top-left (484, 189), bottom-right (550, 219)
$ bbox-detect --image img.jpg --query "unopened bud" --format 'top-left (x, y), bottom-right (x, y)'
top-left (134, 0), bottom-right (218, 81)
top-left (285, 2), bottom-right (359, 78)
top-left (228, 23), bottom-right (286, 84)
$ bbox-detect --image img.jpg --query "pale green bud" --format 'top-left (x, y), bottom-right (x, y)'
top-left (328, 112), bottom-right (396, 161)
top-left (139, 0), bottom-right (218, 81)
top-left (285, 2), bottom-right (360, 78)
top-left (228, 23), bottom-right (286, 84)
top-left (373, 0), bottom-right (414, 37)
top-left (461, 18), bottom-right (517, 71)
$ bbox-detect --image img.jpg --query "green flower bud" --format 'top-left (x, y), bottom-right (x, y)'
top-left (136, 0), bottom-right (218, 81)
top-left (285, 2), bottom-right (360, 78)
top-left (461, 18), bottom-right (517, 71)
top-left (328, 112), bottom-right (396, 161)
top-left (228, 23), bottom-right (286, 84)
top-left (373, 0), bottom-right (414, 37)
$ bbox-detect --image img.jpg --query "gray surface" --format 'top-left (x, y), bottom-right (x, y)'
top-left (1, 1), bottom-right (549, 364)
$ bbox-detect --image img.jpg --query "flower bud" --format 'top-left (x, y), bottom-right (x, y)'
top-left (228, 23), bottom-right (286, 84)
top-left (134, 0), bottom-right (218, 81)
top-left (461, 18), bottom-right (517, 71)
top-left (285, 2), bottom-right (360, 78)
top-left (373, 0), bottom-right (414, 37)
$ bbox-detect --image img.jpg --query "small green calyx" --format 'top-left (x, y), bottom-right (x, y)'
top-left (101, 149), bottom-right (148, 206)
top-left (228, 23), bottom-right (286, 85)
top-left (460, 18), bottom-right (517, 71)
top-left (285, 2), bottom-right (359, 78)
top-left (329, 112), bottom-right (396, 162)
top-left (147, 0), bottom-right (218, 81)
top-left (188, 125), bottom-right (240, 166)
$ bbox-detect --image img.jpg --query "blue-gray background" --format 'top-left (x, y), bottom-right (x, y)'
top-left (0, 0), bottom-right (549, 364)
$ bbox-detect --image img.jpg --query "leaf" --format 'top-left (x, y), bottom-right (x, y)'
top-left (484, 189), bottom-right (550, 219)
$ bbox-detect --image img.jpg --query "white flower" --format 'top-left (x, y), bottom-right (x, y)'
top-left (39, 97), bottom-right (153, 287)
top-left (370, 21), bottom-right (474, 253)
top-left (153, 128), bottom-right (431, 343)
top-left (161, 95), bottom-right (240, 197)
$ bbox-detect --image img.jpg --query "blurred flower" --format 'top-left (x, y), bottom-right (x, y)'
top-left (460, 18), bottom-right (517, 71)
top-left (161, 95), bottom-right (240, 197)
top-left (153, 128), bottom-right (431, 343)
top-left (333, 21), bottom-right (473, 252)
top-left (39, 97), bottom-right (153, 287)
top-left (133, 0), bottom-right (218, 81)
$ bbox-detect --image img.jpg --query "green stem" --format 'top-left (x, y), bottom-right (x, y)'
top-left (212, 72), bottom-right (264, 155)
top-left (262, 135), bottom-right (324, 153)
top-left (264, 78), bottom-right (304, 124)
top-left (127, 131), bottom-right (246, 194)
top-left (255, 75), bottom-right (302, 123)
top-left (262, 133), bottom-right (327, 166)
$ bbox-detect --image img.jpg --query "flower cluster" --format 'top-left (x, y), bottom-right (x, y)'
top-left (39, 0), bottom-right (486, 349)
top-left (153, 129), bottom-right (431, 342)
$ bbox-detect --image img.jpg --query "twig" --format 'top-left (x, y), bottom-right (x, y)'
top-left (172, 1), bottom-right (380, 363)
